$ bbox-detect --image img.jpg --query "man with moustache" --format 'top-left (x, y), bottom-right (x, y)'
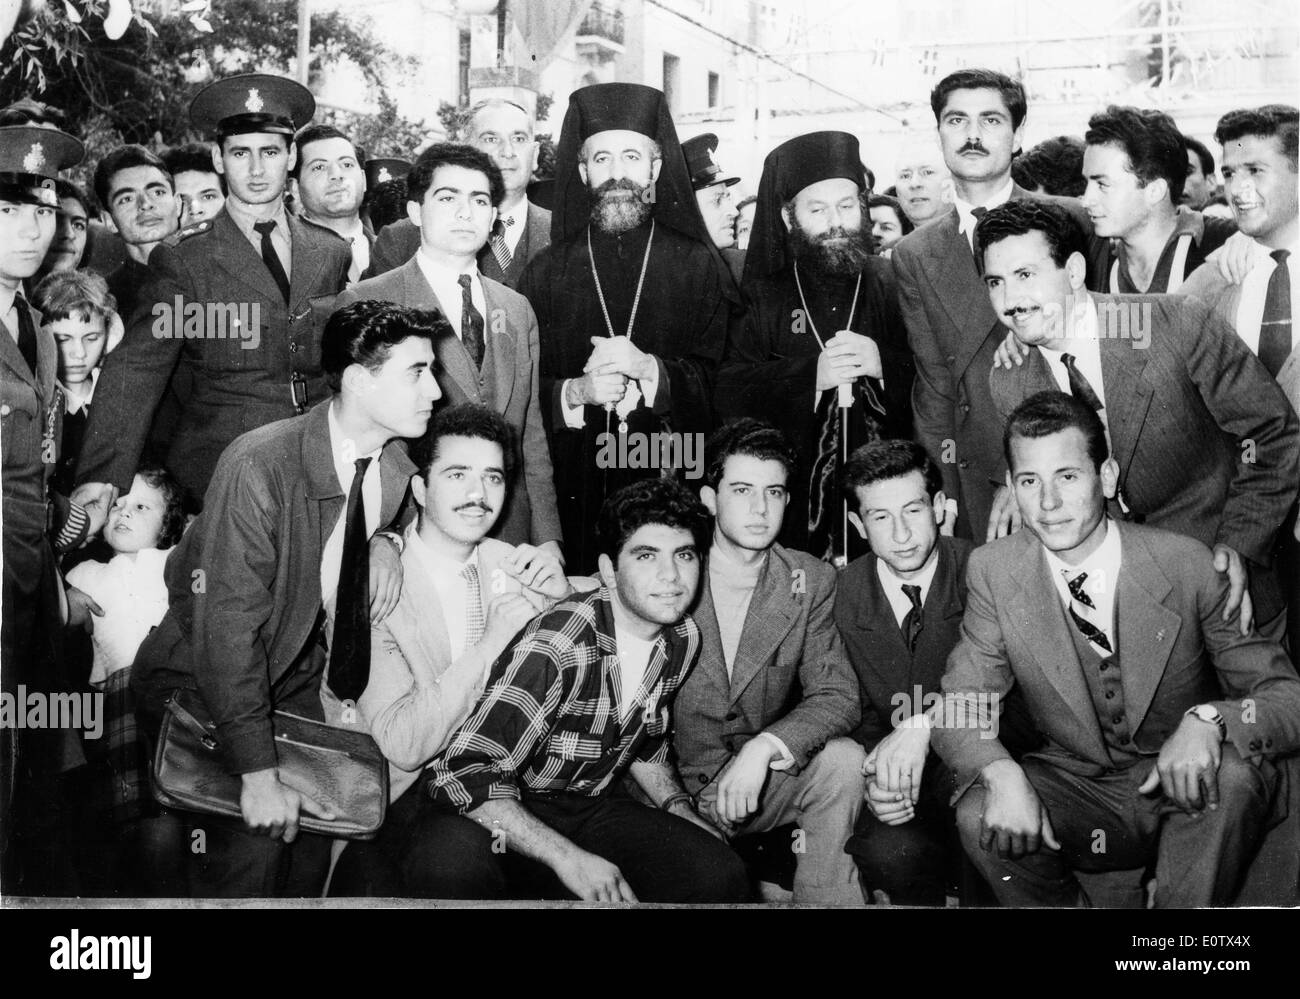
top-left (981, 200), bottom-right (1299, 641)
top-left (518, 83), bottom-right (731, 573)
top-left (76, 74), bottom-right (352, 510)
top-left (893, 69), bottom-right (1090, 543)
top-left (422, 478), bottom-right (751, 902)
top-left (293, 124), bottom-right (371, 284)
top-left (716, 131), bottom-right (913, 563)
top-left (367, 99), bottom-right (551, 290)
top-left (92, 145), bottom-right (181, 321)
top-left (922, 392), bottom-right (1300, 907)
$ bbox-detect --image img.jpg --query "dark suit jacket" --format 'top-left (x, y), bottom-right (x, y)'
top-left (834, 536), bottom-right (971, 747)
top-left (932, 521), bottom-right (1300, 797)
top-left (132, 400), bottom-right (417, 775)
top-left (988, 292), bottom-right (1300, 591)
top-left (75, 208), bottom-right (351, 503)
top-left (892, 188), bottom-right (1089, 539)
top-left (671, 545), bottom-right (860, 790)
top-left (364, 201), bottom-right (551, 290)
top-left (335, 257), bottom-right (561, 546)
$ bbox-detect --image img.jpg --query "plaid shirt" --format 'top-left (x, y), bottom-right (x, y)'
top-left (426, 588), bottom-right (701, 812)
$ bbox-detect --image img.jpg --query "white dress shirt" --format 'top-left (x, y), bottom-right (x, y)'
top-left (415, 248), bottom-right (485, 338)
top-left (1234, 236), bottom-right (1300, 356)
top-left (406, 530), bottom-right (480, 662)
top-left (876, 547), bottom-right (941, 630)
top-left (320, 403), bottom-right (383, 612)
top-left (954, 177), bottom-right (1014, 252)
top-left (332, 217), bottom-right (370, 285)
top-left (1043, 518), bottom-right (1123, 654)
top-left (1036, 295), bottom-right (1110, 431)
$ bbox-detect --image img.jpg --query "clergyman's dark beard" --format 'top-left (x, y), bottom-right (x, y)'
top-left (590, 178), bottom-right (653, 235)
top-left (788, 217), bottom-right (874, 277)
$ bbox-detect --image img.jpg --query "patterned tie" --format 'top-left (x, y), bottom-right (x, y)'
top-left (253, 219), bottom-right (291, 304)
top-left (1066, 570), bottom-right (1112, 654)
top-left (1259, 249), bottom-right (1292, 377)
top-left (13, 295), bottom-right (38, 376)
top-left (328, 457), bottom-right (373, 702)
top-left (901, 583), bottom-right (924, 653)
top-left (489, 216), bottom-right (514, 274)
top-left (458, 273), bottom-right (486, 369)
top-left (1061, 352), bottom-right (1104, 412)
top-left (462, 561), bottom-right (485, 647)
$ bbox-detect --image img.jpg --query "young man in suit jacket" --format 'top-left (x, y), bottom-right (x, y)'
top-left (326, 404), bottom-right (587, 896)
top-left (336, 142), bottom-right (561, 558)
top-left (365, 99), bottom-right (551, 289)
top-left (892, 69), bottom-right (1091, 544)
top-left (130, 301), bottom-right (443, 897)
top-left (980, 200), bottom-right (1300, 642)
top-left (671, 419), bottom-right (865, 905)
top-left (911, 392), bottom-right (1300, 907)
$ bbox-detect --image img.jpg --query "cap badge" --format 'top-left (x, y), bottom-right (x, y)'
top-left (245, 88), bottom-right (264, 113)
top-left (377, 167), bottom-right (392, 183)
top-left (23, 142), bottom-right (45, 173)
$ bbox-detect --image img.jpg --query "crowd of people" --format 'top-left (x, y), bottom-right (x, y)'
top-left (1, 63), bottom-right (1298, 906)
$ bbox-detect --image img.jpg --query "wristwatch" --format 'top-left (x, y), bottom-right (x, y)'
top-left (1185, 703), bottom-right (1226, 739)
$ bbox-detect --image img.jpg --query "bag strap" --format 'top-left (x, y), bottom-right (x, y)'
top-left (164, 693), bottom-right (220, 751)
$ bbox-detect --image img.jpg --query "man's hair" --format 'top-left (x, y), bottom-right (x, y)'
top-left (417, 403), bottom-right (517, 483)
top-left (320, 299), bottom-right (447, 394)
top-left (975, 199), bottom-right (1087, 268)
top-left (1215, 104), bottom-right (1299, 171)
top-left (1003, 391), bottom-right (1109, 474)
top-left (1084, 105), bottom-right (1187, 204)
top-left (466, 98), bottom-right (534, 136)
top-left (92, 144), bottom-right (173, 212)
top-left (863, 164), bottom-right (876, 193)
top-left (735, 194), bottom-right (757, 213)
top-left (704, 418), bottom-right (797, 491)
top-left (930, 69), bottom-right (1027, 130)
top-left (1183, 134), bottom-right (1215, 177)
top-left (596, 478), bottom-right (710, 563)
top-left (867, 193), bottom-right (915, 236)
top-left (368, 178), bottom-right (408, 233)
top-left (54, 178), bottom-right (93, 218)
top-left (31, 268), bottom-right (117, 326)
top-left (136, 464), bottom-right (187, 549)
top-left (406, 142), bottom-right (505, 209)
top-left (842, 439), bottom-right (944, 513)
top-left (161, 142), bottom-right (226, 192)
top-left (1010, 135), bottom-right (1086, 198)
top-left (292, 124), bottom-right (359, 179)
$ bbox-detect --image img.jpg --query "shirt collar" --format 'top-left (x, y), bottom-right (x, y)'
top-left (1042, 516), bottom-right (1123, 586)
top-left (954, 177), bottom-right (1014, 233)
top-left (61, 367), bottom-right (100, 413)
top-left (876, 545), bottom-right (941, 597)
top-left (326, 401), bottom-right (383, 476)
top-left (223, 197), bottom-right (290, 242)
top-left (407, 525), bottom-right (477, 580)
top-left (0, 283), bottom-right (22, 324)
top-left (416, 247), bottom-right (479, 281)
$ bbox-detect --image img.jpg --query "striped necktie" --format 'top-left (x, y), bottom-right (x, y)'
top-left (1066, 570), bottom-right (1112, 654)
top-left (489, 216), bottom-right (514, 273)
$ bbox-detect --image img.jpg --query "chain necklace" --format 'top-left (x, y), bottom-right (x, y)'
top-left (587, 219), bottom-right (656, 433)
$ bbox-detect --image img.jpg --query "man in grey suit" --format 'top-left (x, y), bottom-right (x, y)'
top-left (893, 68), bottom-right (1090, 543)
top-left (337, 143), bottom-right (561, 557)
top-left (915, 392), bottom-right (1300, 907)
top-left (980, 200), bottom-right (1300, 640)
top-left (671, 419), bottom-right (865, 905)
top-left (366, 99), bottom-right (550, 289)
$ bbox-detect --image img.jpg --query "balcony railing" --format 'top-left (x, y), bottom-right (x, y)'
top-left (578, 3), bottom-right (625, 46)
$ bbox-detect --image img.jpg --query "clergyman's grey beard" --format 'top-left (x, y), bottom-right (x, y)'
top-left (788, 215), bottom-right (874, 277)
top-left (590, 178), bottom-right (653, 234)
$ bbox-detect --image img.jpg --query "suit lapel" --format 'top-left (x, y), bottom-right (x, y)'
top-left (924, 210), bottom-right (997, 377)
top-left (210, 211), bottom-right (283, 305)
top-left (852, 555), bottom-right (913, 687)
top-left (404, 537), bottom-right (453, 670)
top-left (1113, 524), bottom-right (1179, 729)
top-left (691, 574), bottom-right (732, 699)
top-left (729, 550), bottom-right (798, 702)
top-left (1097, 302), bottom-right (1153, 484)
top-left (401, 259), bottom-right (479, 402)
top-left (288, 215), bottom-right (330, 312)
top-left (482, 279), bottom-right (516, 412)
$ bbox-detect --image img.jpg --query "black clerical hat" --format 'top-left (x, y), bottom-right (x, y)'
top-left (0, 125), bottom-right (84, 207)
top-left (682, 133), bottom-right (739, 191)
top-left (190, 73), bottom-right (315, 139)
top-left (365, 158), bottom-right (412, 188)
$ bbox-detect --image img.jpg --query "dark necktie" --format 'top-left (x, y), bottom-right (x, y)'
top-left (458, 273), bottom-right (486, 369)
top-left (328, 456), bottom-right (373, 702)
top-left (1259, 249), bottom-right (1292, 377)
top-left (489, 217), bottom-right (514, 273)
top-left (901, 583), bottom-right (924, 653)
top-left (1061, 352), bottom-right (1104, 412)
top-left (969, 206), bottom-right (987, 259)
top-left (1066, 570), bottom-right (1112, 654)
top-left (252, 219), bottom-right (291, 304)
top-left (13, 295), bottom-right (38, 376)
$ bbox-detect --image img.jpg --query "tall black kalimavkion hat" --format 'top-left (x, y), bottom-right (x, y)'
top-left (744, 130), bottom-right (867, 282)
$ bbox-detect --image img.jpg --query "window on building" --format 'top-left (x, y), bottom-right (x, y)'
top-left (663, 52), bottom-right (681, 112)
top-left (458, 29), bottom-right (471, 105)
top-left (707, 71), bottom-right (720, 108)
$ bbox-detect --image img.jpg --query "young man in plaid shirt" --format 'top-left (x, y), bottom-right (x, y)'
top-left (420, 478), bottom-right (752, 902)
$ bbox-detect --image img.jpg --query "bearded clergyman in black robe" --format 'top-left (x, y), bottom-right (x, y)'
top-left (518, 83), bottom-right (733, 573)
top-left (716, 131), bottom-right (915, 565)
